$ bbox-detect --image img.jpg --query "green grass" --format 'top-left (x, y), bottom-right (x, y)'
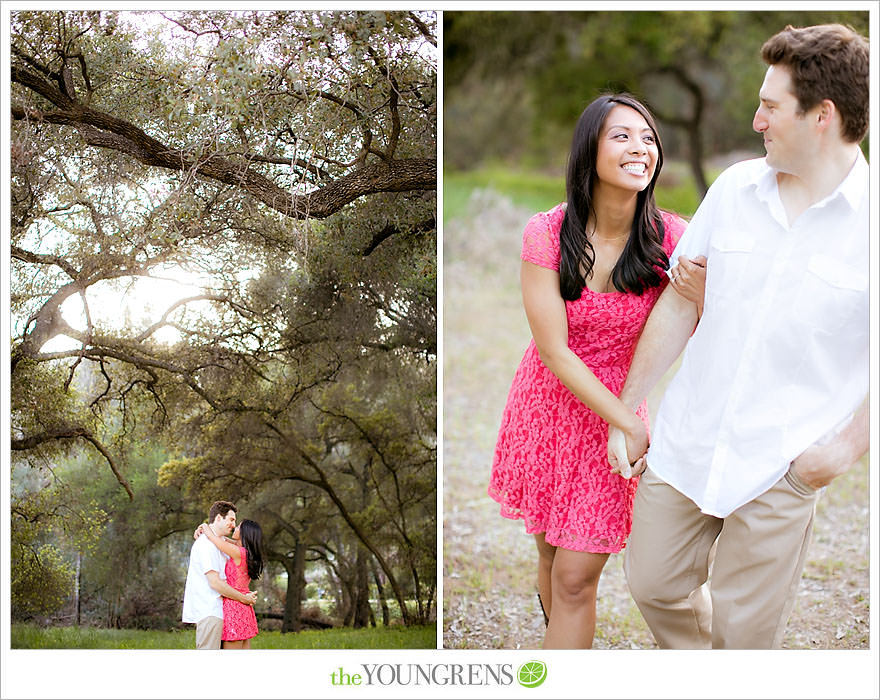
top-left (817, 451), bottom-right (868, 512)
top-left (444, 166), bottom-right (564, 223)
top-left (655, 172), bottom-right (704, 218)
top-left (10, 623), bottom-right (437, 649)
top-left (443, 161), bottom-right (719, 223)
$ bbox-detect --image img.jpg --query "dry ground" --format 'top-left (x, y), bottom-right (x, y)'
top-left (442, 189), bottom-right (869, 650)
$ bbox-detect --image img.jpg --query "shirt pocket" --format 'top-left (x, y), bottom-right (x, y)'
top-left (706, 231), bottom-right (757, 300)
top-left (792, 254), bottom-right (868, 335)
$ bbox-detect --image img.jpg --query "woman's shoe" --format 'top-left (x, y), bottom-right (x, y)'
top-left (536, 593), bottom-right (549, 627)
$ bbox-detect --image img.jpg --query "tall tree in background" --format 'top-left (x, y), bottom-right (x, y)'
top-left (10, 10), bottom-right (436, 626)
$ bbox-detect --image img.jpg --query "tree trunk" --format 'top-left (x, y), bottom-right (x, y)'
top-left (281, 457), bottom-right (414, 624)
top-left (372, 565), bottom-right (390, 627)
top-left (281, 541), bottom-right (306, 633)
top-left (74, 552), bottom-right (81, 626)
top-left (411, 563), bottom-right (424, 623)
top-left (651, 65), bottom-right (710, 200)
top-left (341, 574), bottom-right (355, 627)
top-left (352, 547), bottom-right (371, 629)
top-left (423, 579), bottom-right (436, 624)
top-left (686, 126), bottom-right (709, 199)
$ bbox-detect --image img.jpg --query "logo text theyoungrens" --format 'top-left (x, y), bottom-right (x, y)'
top-left (330, 663), bottom-right (516, 686)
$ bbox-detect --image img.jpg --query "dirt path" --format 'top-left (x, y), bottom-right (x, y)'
top-left (442, 190), bottom-right (869, 650)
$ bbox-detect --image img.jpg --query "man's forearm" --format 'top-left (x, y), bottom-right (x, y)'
top-left (620, 286), bottom-right (698, 409)
top-left (792, 398), bottom-right (869, 488)
top-left (826, 399), bottom-right (869, 468)
top-left (207, 575), bottom-right (251, 604)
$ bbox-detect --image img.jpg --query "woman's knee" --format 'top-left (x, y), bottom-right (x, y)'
top-left (552, 555), bottom-right (605, 604)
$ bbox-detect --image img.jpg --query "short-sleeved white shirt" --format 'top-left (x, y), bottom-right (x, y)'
top-left (182, 534), bottom-right (229, 623)
top-left (647, 154), bottom-right (869, 518)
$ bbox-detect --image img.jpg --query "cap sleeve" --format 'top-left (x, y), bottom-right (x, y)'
top-left (660, 210), bottom-right (688, 256)
top-left (521, 204), bottom-right (564, 271)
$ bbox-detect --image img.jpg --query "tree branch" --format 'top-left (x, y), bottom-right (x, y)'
top-left (408, 12), bottom-right (437, 47)
top-left (12, 426), bottom-right (134, 499)
top-left (12, 63), bottom-right (436, 219)
top-left (135, 294), bottom-right (228, 342)
top-left (226, 150), bottom-right (331, 180)
top-left (11, 244), bottom-right (79, 279)
top-left (362, 216), bottom-right (435, 256)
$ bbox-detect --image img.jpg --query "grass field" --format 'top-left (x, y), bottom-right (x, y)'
top-left (443, 160), bottom-right (722, 224)
top-left (10, 623), bottom-right (437, 649)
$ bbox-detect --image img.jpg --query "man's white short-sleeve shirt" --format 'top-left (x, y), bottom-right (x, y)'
top-left (647, 154), bottom-right (869, 517)
top-left (182, 534), bottom-right (229, 623)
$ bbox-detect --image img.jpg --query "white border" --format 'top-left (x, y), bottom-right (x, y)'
top-left (3, 3), bottom-right (879, 700)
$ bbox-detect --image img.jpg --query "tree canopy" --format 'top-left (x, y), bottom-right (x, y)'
top-left (10, 10), bottom-right (437, 629)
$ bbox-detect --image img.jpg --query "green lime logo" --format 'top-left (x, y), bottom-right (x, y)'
top-left (517, 660), bottom-right (547, 688)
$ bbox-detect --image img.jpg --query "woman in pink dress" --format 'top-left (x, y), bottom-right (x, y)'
top-left (197, 518), bottom-right (264, 648)
top-left (488, 93), bottom-right (705, 648)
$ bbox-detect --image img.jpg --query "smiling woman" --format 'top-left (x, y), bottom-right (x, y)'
top-left (486, 93), bottom-right (696, 650)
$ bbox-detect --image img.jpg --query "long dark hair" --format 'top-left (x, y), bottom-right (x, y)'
top-left (559, 93), bottom-right (669, 300)
top-left (239, 519), bottom-right (264, 581)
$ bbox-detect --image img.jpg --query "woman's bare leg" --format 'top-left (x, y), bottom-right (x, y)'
top-left (222, 640), bottom-right (245, 649)
top-left (242, 638), bottom-right (251, 649)
top-left (533, 533), bottom-right (557, 620)
top-left (542, 548), bottom-right (609, 649)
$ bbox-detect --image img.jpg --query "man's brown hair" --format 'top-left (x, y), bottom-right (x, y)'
top-left (208, 500), bottom-right (236, 522)
top-left (761, 23), bottom-right (869, 143)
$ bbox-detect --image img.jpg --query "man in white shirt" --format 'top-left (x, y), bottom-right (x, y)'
top-left (182, 500), bottom-right (258, 649)
top-left (608, 23), bottom-right (869, 649)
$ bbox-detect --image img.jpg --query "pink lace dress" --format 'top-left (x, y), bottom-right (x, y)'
top-left (222, 547), bottom-right (259, 641)
top-left (488, 203), bottom-right (685, 553)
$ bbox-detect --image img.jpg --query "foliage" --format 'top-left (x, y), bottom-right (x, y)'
top-left (11, 456), bottom-right (108, 619)
top-left (64, 437), bottom-right (198, 628)
top-left (10, 10), bottom-right (437, 629)
top-left (11, 544), bottom-right (75, 618)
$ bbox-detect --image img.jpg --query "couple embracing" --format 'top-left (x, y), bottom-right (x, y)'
top-left (182, 500), bottom-right (265, 649)
top-left (489, 23), bottom-right (869, 649)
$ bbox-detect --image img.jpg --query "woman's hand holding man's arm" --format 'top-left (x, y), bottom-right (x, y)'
top-left (608, 283), bottom-right (700, 478)
top-left (668, 255), bottom-right (707, 319)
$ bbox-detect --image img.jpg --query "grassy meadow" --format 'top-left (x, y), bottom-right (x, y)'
top-left (11, 623), bottom-right (437, 650)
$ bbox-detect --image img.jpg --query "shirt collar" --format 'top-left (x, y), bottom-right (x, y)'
top-left (750, 158), bottom-right (778, 206)
top-left (835, 150), bottom-right (868, 210)
top-left (746, 151), bottom-right (867, 212)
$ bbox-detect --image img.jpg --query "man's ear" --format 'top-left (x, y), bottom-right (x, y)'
top-left (815, 99), bottom-right (837, 134)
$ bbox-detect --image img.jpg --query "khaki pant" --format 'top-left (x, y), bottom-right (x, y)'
top-left (624, 466), bottom-right (817, 649)
top-left (195, 615), bottom-right (223, 649)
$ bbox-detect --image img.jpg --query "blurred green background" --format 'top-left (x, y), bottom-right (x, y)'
top-left (444, 10), bottom-right (869, 222)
